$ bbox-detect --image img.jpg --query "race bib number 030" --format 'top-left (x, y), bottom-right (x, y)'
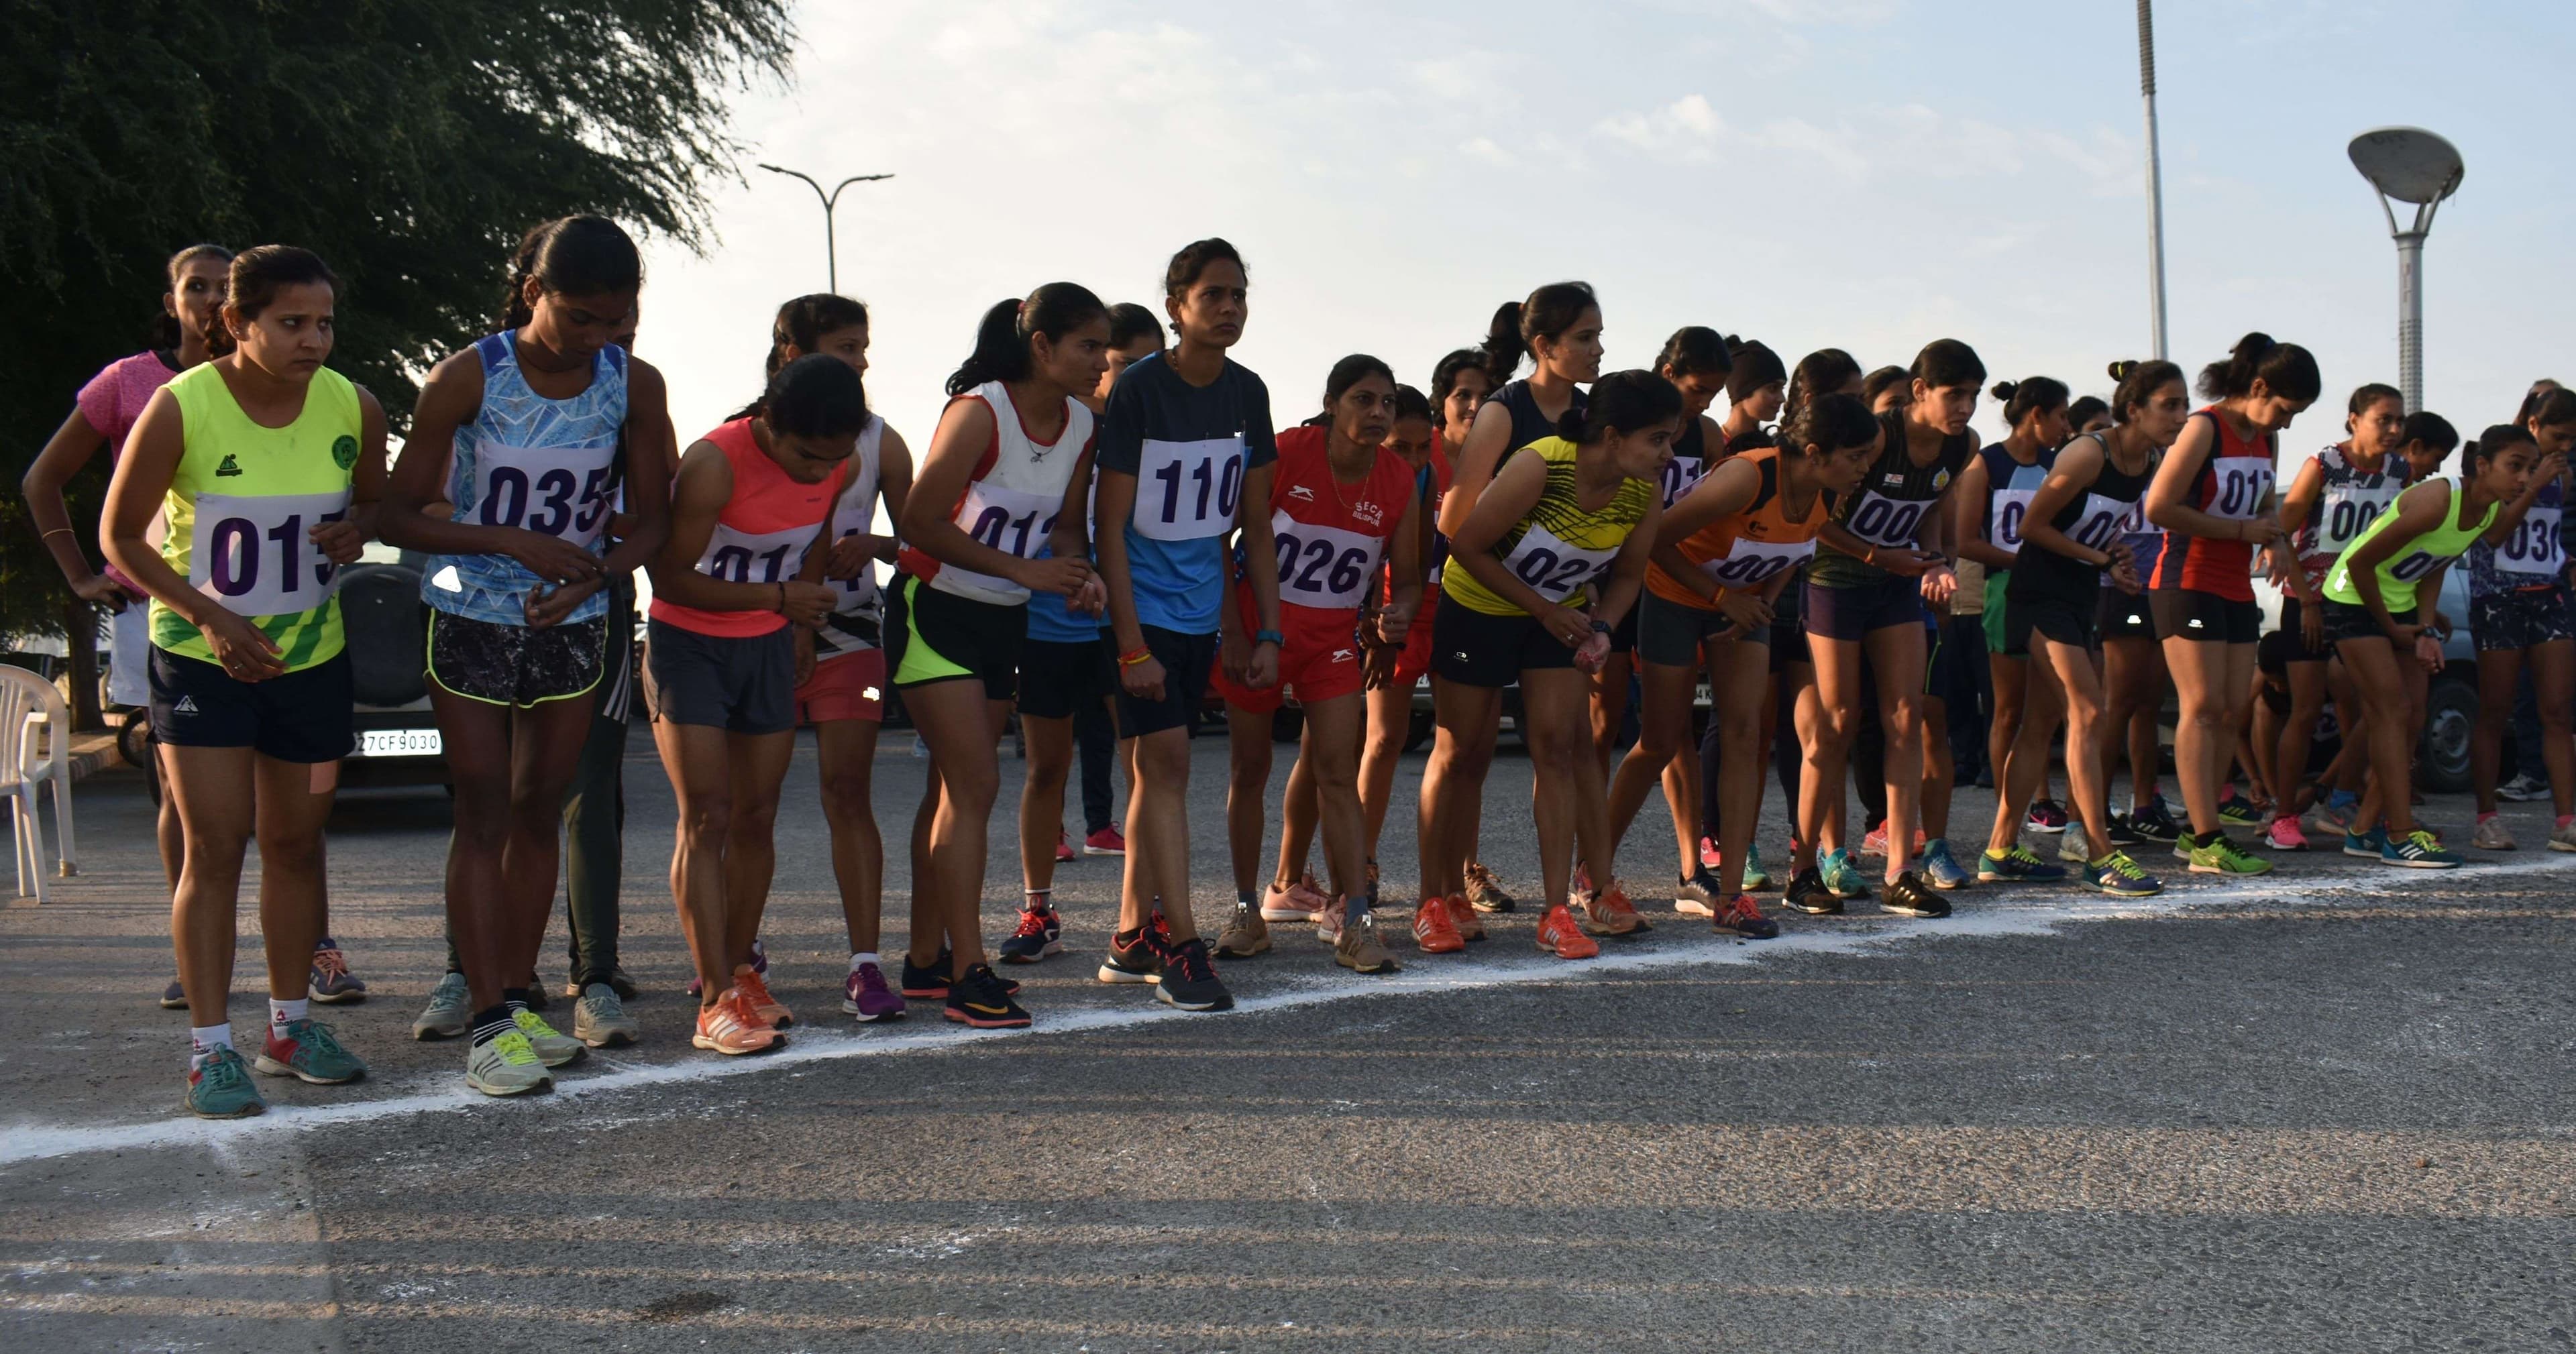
top-left (189, 490), bottom-right (354, 618)
top-left (469, 441), bottom-right (617, 545)
top-left (1499, 522), bottom-right (1617, 604)
top-left (1134, 437), bottom-right (1245, 543)
top-left (2497, 504), bottom-right (2565, 577)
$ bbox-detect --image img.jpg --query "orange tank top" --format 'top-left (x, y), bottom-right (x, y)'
top-left (1644, 447), bottom-right (1829, 610)
top-left (649, 417), bottom-right (847, 638)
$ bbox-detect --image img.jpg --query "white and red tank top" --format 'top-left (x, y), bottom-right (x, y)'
top-left (897, 380), bottom-right (1092, 606)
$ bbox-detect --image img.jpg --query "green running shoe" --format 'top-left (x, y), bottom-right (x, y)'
top-left (1819, 848), bottom-right (1873, 900)
top-left (2188, 834), bottom-right (2273, 875)
top-left (465, 1029), bottom-right (554, 1096)
top-left (186, 1047), bottom-right (267, 1119)
top-left (255, 1017), bottom-right (366, 1084)
top-left (513, 1008), bottom-right (586, 1068)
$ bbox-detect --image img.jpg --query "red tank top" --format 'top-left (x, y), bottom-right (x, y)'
top-left (2149, 407), bottom-right (2275, 602)
top-left (650, 418), bottom-right (847, 638)
top-left (1242, 426), bottom-right (1415, 634)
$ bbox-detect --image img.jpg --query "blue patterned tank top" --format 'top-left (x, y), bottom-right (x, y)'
top-left (424, 334), bottom-right (629, 625)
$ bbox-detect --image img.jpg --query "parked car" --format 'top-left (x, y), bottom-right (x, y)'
top-left (335, 545), bottom-right (451, 790)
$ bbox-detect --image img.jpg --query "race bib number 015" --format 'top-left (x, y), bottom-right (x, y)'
top-left (2067, 494), bottom-right (2135, 553)
top-left (1134, 437), bottom-right (1245, 543)
top-left (189, 490), bottom-right (354, 618)
top-left (1498, 522), bottom-right (1617, 604)
top-left (469, 442), bottom-right (617, 545)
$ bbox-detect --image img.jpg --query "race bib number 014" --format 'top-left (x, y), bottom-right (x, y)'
top-left (189, 490), bottom-right (354, 618)
top-left (695, 522), bottom-right (814, 587)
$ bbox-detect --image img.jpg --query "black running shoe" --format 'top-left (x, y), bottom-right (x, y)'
top-left (998, 903), bottom-right (1065, 964)
top-left (1096, 927), bottom-right (1165, 984)
top-left (943, 963), bottom-right (1032, 1028)
top-left (905, 950), bottom-right (1020, 998)
top-left (2106, 813), bottom-right (2146, 848)
top-left (1880, 870), bottom-right (1952, 918)
top-left (1782, 866), bottom-right (1844, 916)
top-left (1154, 938), bottom-right (1234, 1011)
top-left (2127, 797), bottom-right (2183, 842)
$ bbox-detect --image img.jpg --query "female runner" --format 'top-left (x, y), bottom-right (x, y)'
top-left (1428, 370), bottom-right (1676, 957)
top-left (1952, 376), bottom-right (2072, 877)
top-left (1978, 359), bottom-right (2184, 896)
top-left (2463, 388), bottom-right (2576, 850)
top-left (1421, 285), bottom-right (1601, 924)
top-left (2145, 333), bottom-right (2318, 875)
top-left (103, 246), bottom-right (387, 1117)
top-left (892, 285), bottom-right (1110, 1028)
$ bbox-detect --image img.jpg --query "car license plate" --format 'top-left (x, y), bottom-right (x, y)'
top-left (358, 728), bottom-right (443, 758)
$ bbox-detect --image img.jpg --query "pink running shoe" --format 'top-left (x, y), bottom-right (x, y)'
top-left (2263, 815), bottom-right (2309, 851)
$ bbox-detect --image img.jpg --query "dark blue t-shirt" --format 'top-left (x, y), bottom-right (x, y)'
top-left (1096, 352), bottom-right (1278, 634)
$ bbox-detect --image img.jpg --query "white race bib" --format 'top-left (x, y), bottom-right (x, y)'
top-left (189, 490), bottom-right (353, 618)
top-left (1699, 537), bottom-right (1815, 589)
top-left (2206, 461), bottom-right (2273, 520)
top-left (1990, 488), bottom-right (2038, 554)
top-left (1499, 521), bottom-right (1618, 604)
top-left (1659, 455), bottom-right (1706, 510)
top-left (937, 481), bottom-right (1064, 600)
top-left (1133, 436), bottom-right (1246, 542)
top-left (827, 496), bottom-right (880, 616)
top-left (2496, 504), bottom-right (2565, 577)
top-left (1271, 510), bottom-right (1383, 608)
top-left (694, 522), bottom-right (814, 587)
top-left (1844, 491), bottom-right (1934, 549)
top-left (2316, 480), bottom-right (2400, 556)
top-left (2065, 494), bottom-right (2135, 553)
top-left (468, 441), bottom-right (616, 545)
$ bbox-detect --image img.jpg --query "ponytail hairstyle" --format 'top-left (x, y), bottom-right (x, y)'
top-left (1390, 384), bottom-right (1434, 424)
top-left (1432, 347), bottom-right (1492, 406)
top-left (1722, 338), bottom-right (1787, 404)
top-left (1481, 282), bottom-right (1597, 380)
top-left (1163, 237), bottom-right (1246, 302)
top-left (2067, 395), bottom-right (2110, 430)
top-left (2108, 358), bottom-right (2186, 423)
top-left (1992, 376), bottom-right (2070, 427)
top-left (1786, 348), bottom-right (1862, 416)
top-left (2517, 384), bottom-right (2576, 432)
top-left (1862, 365), bottom-right (1912, 408)
top-left (2347, 382), bottom-right (2404, 418)
top-left (2463, 421), bottom-right (2528, 473)
top-left (148, 243), bottom-right (233, 349)
top-left (763, 353), bottom-right (871, 442)
top-left (1321, 353), bottom-right (1396, 416)
top-left (1556, 369), bottom-right (1682, 445)
top-left (1655, 325), bottom-right (1733, 381)
top-left (945, 282), bottom-right (1109, 397)
top-left (2197, 331), bottom-right (2321, 404)
top-left (498, 215), bottom-right (643, 331)
top-left (729, 294), bottom-right (870, 420)
top-left (209, 245), bottom-right (337, 359)
top-left (1107, 302), bottom-right (1165, 353)
top-left (1911, 338), bottom-right (1986, 390)
top-left (1782, 392), bottom-right (1880, 459)
top-left (2408, 412), bottom-right (2463, 457)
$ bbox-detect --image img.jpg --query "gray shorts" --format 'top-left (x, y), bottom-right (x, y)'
top-left (1635, 589), bottom-right (1767, 668)
top-left (643, 618), bottom-right (795, 734)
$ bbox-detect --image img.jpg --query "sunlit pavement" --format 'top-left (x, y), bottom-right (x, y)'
top-left (5, 726), bottom-right (2571, 1352)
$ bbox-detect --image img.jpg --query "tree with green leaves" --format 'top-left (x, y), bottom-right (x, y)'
top-left (1, 0), bottom-right (794, 721)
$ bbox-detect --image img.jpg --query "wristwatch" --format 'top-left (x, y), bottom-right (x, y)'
top-left (1254, 628), bottom-right (1284, 646)
top-left (1590, 619), bottom-right (1612, 634)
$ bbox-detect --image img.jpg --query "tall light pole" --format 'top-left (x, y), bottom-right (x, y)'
top-left (2137, 0), bottom-right (2169, 361)
top-left (757, 164), bottom-right (894, 295)
top-left (2347, 128), bottom-right (2463, 413)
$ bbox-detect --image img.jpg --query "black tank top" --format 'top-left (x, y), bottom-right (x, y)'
top-left (1493, 378), bottom-right (1585, 456)
top-left (2006, 433), bottom-right (2158, 607)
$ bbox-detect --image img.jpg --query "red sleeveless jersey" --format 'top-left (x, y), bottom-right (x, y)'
top-left (2149, 407), bottom-right (2275, 602)
top-left (1240, 425), bottom-right (1415, 646)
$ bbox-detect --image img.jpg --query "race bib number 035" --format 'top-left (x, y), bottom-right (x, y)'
top-left (189, 490), bottom-right (354, 618)
top-left (469, 442), bottom-right (617, 545)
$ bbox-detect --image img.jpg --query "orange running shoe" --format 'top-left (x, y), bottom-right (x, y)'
top-left (1443, 893), bottom-right (1486, 943)
top-left (1579, 885), bottom-right (1650, 937)
top-left (1411, 896), bottom-right (1465, 954)
top-left (693, 989), bottom-right (780, 1056)
top-left (734, 963), bottom-right (793, 1029)
top-left (1534, 903), bottom-right (1601, 960)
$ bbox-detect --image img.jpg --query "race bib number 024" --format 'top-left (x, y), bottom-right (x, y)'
top-left (189, 490), bottom-right (354, 618)
top-left (1498, 522), bottom-right (1617, 604)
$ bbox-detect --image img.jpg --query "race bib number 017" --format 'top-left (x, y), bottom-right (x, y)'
top-left (2206, 461), bottom-right (2273, 520)
top-left (189, 490), bottom-right (354, 618)
top-left (1134, 437), bottom-right (1245, 542)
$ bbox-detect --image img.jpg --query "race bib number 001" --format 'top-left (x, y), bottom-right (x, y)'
top-left (469, 441), bottom-right (616, 545)
top-left (1499, 522), bottom-right (1617, 604)
top-left (1699, 537), bottom-right (1814, 589)
top-left (189, 490), bottom-right (354, 618)
top-left (1271, 510), bottom-right (1383, 608)
top-left (1134, 436), bottom-right (1245, 543)
top-left (2318, 482), bottom-right (2400, 554)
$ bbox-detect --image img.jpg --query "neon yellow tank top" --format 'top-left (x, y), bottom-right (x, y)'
top-left (152, 362), bottom-right (363, 670)
top-left (1440, 437), bottom-right (1656, 618)
top-left (2323, 479), bottom-right (2496, 614)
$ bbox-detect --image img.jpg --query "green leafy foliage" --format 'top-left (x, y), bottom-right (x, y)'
top-left (0, 0), bottom-right (794, 640)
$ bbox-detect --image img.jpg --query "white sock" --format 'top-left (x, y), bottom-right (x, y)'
top-left (269, 997), bottom-right (309, 1029)
top-left (190, 1023), bottom-right (233, 1068)
top-left (849, 952), bottom-right (879, 973)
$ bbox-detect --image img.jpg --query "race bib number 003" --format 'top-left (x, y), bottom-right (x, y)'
top-left (1134, 437), bottom-right (1245, 543)
top-left (1499, 522), bottom-right (1617, 604)
top-left (189, 490), bottom-right (354, 618)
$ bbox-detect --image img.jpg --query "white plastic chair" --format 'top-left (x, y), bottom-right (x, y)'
top-left (0, 665), bottom-right (77, 901)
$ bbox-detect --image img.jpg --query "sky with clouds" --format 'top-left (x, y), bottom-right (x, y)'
top-left (635, 0), bottom-right (2573, 462)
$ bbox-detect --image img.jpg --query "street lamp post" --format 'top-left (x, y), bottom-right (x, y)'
top-left (756, 164), bottom-right (894, 296)
top-left (2347, 128), bottom-right (2464, 413)
top-left (2137, 0), bottom-right (2169, 361)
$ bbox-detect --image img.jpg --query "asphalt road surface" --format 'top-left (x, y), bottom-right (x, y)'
top-left (5, 724), bottom-right (2572, 1352)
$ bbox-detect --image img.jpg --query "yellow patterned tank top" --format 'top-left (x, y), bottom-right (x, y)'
top-left (1441, 437), bottom-right (1655, 617)
top-left (152, 362), bottom-right (363, 670)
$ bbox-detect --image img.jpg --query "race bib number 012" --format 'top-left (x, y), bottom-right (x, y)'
top-left (938, 482), bottom-right (1065, 598)
top-left (189, 490), bottom-right (354, 618)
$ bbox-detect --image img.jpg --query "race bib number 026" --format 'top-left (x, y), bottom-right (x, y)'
top-left (189, 490), bottom-right (354, 618)
top-left (1271, 510), bottom-right (1383, 608)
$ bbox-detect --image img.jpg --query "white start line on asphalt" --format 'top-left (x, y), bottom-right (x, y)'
top-left (3, 854), bottom-right (2562, 1168)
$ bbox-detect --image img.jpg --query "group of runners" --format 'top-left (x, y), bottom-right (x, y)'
top-left (25, 223), bottom-right (2575, 1120)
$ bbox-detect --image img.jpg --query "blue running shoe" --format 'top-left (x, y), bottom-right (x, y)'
top-left (1920, 838), bottom-right (1972, 890)
top-left (1819, 848), bottom-right (1873, 900)
top-left (1977, 844), bottom-right (2070, 883)
top-left (186, 1047), bottom-right (266, 1119)
top-left (255, 1017), bottom-right (366, 1084)
top-left (2381, 828), bottom-right (2461, 869)
top-left (2078, 850), bottom-right (2163, 897)
top-left (2343, 826), bottom-right (2388, 859)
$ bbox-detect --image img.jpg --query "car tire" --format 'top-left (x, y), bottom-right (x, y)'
top-left (2418, 673), bottom-right (2475, 795)
top-left (1403, 708), bottom-right (1434, 754)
